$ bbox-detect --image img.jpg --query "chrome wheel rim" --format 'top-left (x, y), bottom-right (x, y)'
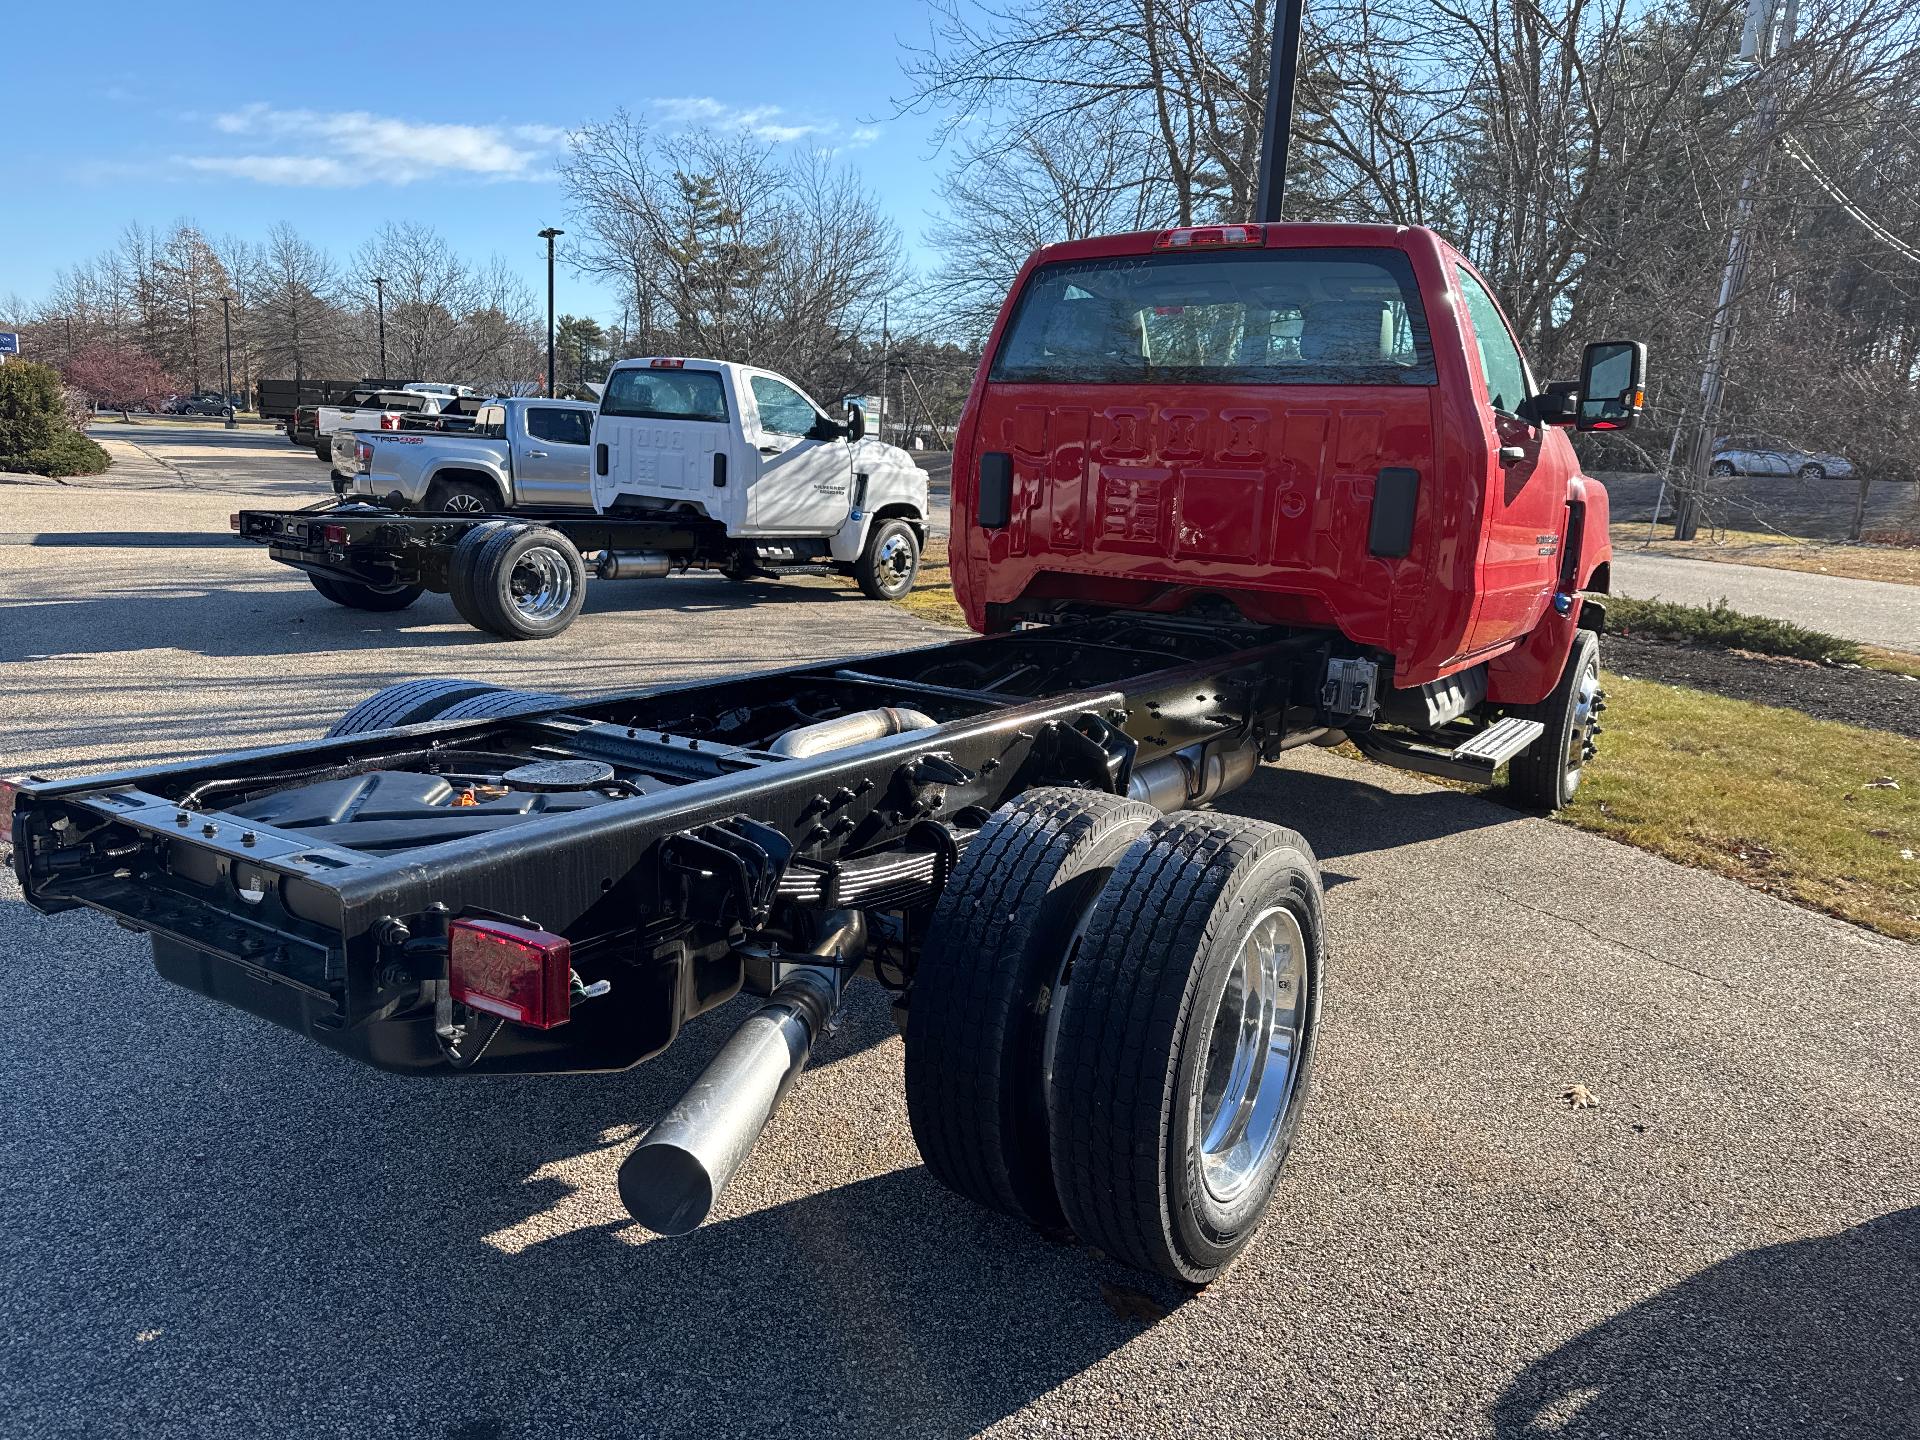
top-left (877, 533), bottom-right (915, 592)
top-left (1564, 660), bottom-right (1601, 791)
top-left (443, 492), bottom-right (488, 513)
top-left (508, 547), bottom-right (574, 621)
top-left (1198, 905), bottom-right (1306, 1204)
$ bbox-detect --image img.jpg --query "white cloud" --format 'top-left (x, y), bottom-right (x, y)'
top-left (186, 104), bottom-right (563, 186)
top-left (846, 125), bottom-right (883, 149)
top-left (652, 96), bottom-right (831, 143)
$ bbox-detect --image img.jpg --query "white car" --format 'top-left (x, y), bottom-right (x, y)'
top-left (1710, 440), bottom-right (1855, 480)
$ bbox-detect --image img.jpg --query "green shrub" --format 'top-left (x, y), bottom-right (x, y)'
top-left (1607, 595), bottom-right (1861, 665)
top-left (0, 360), bottom-right (111, 477)
top-left (14, 429), bottom-right (111, 477)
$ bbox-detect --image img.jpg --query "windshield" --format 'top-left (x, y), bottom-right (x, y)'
top-left (601, 367), bottom-right (729, 422)
top-left (990, 247), bottom-right (1436, 386)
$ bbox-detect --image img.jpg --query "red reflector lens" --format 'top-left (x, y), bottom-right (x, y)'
top-left (448, 919), bottom-right (572, 1029)
top-left (0, 776), bottom-right (20, 836)
top-left (1154, 224), bottom-right (1265, 250)
top-left (321, 524), bottom-right (348, 545)
top-left (648, 357), bottom-right (685, 369)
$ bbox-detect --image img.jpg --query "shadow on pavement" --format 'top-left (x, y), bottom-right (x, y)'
top-left (1492, 1209), bottom-right (1920, 1438)
top-left (1220, 755), bottom-right (1525, 859)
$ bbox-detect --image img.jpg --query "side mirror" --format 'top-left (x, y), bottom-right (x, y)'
top-left (844, 403), bottom-right (867, 443)
top-left (1576, 340), bottom-right (1647, 432)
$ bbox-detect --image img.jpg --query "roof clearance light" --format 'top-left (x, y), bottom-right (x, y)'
top-left (1155, 224), bottom-right (1266, 250)
top-left (448, 918), bottom-right (573, 1029)
top-left (649, 358), bottom-right (686, 369)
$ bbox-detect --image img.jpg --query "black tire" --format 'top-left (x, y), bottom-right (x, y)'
top-left (447, 521), bottom-right (516, 631)
top-left (855, 518), bottom-right (920, 601)
top-left (314, 441), bottom-right (331, 462)
top-left (426, 476), bottom-right (500, 514)
top-left (325, 678), bottom-right (503, 737)
top-left (1049, 813), bottom-right (1324, 1285)
top-left (1708, 460), bottom-right (1737, 477)
top-left (468, 525), bottom-right (587, 641)
top-left (433, 687), bottom-right (572, 721)
top-left (1506, 628), bottom-right (1601, 811)
top-left (906, 788), bottom-right (1160, 1231)
top-left (307, 572), bottom-right (424, 612)
top-left (1797, 463), bottom-right (1826, 480)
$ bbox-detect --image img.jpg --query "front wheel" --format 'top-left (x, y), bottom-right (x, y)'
top-left (1797, 463), bottom-right (1826, 480)
top-left (854, 518), bottom-right (920, 601)
top-left (1708, 460), bottom-right (1737, 477)
top-left (1049, 813), bottom-right (1324, 1285)
top-left (308, 573), bottom-right (424, 612)
top-left (1506, 627), bottom-right (1602, 811)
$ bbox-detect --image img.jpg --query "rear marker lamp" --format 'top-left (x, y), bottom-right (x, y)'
top-left (448, 918), bottom-right (573, 1029)
top-left (229, 513), bottom-right (242, 531)
top-left (1155, 224), bottom-right (1265, 250)
top-left (0, 776), bottom-right (21, 851)
top-left (321, 524), bottom-right (349, 545)
top-left (648, 357), bottom-right (686, 369)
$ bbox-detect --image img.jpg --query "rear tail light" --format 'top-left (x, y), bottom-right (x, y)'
top-left (321, 524), bottom-right (349, 545)
top-left (1154, 224), bottom-right (1265, 250)
top-left (0, 777), bottom-right (23, 861)
top-left (448, 918), bottom-right (572, 1029)
top-left (355, 440), bottom-right (374, 473)
top-left (648, 357), bottom-right (685, 369)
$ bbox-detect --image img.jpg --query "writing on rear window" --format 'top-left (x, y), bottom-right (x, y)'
top-left (601, 368), bottom-right (729, 422)
top-left (990, 247), bottom-right (1437, 386)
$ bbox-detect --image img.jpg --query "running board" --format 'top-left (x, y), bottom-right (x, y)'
top-left (1354, 716), bottom-right (1545, 784)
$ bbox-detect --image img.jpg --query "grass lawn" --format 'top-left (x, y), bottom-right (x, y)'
top-left (1567, 675), bottom-right (1919, 940)
top-left (1610, 521), bottom-right (1920, 587)
top-left (883, 562), bottom-right (1920, 940)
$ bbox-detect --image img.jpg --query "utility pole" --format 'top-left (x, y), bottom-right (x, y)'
top-left (372, 276), bottom-right (388, 379)
top-left (1253, 0), bottom-right (1308, 221)
top-left (221, 295), bottom-right (236, 427)
top-left (878, 298), bottom-right (890, 444)
top-left (63, 315), bottom-right (73, 364)
top-left (538, 227), bottom-right (563, 396)
top-left (1670, 0), bottom-right (1797, 539)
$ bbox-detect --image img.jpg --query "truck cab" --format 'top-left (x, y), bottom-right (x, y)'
top-left (952, 222), bottom-right (1640, 716)
top-left (592, 358), bottom-right (930, 572)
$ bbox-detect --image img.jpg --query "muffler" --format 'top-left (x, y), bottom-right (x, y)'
top-left (1127, 735), bottom-right (1262, 812)
top-left (618, 911), bottom-right (865, 1235)
top-left (596, 549), bottom-right (673, 580)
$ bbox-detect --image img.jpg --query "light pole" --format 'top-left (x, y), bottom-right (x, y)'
top-left (538, 227), bottom-right (563, 396)
top-left (63, 315), bottom-right (73, 365)
top-left (220, 296), bottom-right (236, 427)
top-left (371, 276), bottom-right (388, 379)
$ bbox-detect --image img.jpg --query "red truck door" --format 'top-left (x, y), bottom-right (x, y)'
top-left (1451, 261), bottom-right (1571, 657)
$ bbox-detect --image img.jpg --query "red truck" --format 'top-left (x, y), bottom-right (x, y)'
top-left (4, 220), bottom-right (1640, 1286)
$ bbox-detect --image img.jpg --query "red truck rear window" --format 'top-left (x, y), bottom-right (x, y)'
top-left (989, 246), bottom-right (1436, 387)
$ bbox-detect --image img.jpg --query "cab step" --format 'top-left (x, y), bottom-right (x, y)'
top-left (1354, 716), bottom-right (1545, 785)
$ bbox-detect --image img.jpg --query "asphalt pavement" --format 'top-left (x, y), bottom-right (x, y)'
top-left (1612, 550), bottom-right (1920, 650)
top-left (2, 427), bottom-right (1916, 1439)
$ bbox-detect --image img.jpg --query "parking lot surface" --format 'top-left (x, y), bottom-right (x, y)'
top-left (2, 428), bottom-right (1915, 1439)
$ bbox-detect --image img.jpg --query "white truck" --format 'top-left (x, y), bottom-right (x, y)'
top-left (311, 389), bottom-right (455, 464)
top-left (245, 358), bottom-right (932, 639)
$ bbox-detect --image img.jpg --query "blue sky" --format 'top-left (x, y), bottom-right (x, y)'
top-left (0, 0), bottom-right (952, 323)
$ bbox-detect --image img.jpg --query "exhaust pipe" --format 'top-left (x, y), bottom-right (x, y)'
top-left (767, 707), bottom-right (937, 758)
top-left (618, 911), bottom-right (865, 1235)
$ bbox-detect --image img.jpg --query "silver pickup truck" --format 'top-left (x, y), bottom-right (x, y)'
top-left (341, 398), bottom-right (597, 511)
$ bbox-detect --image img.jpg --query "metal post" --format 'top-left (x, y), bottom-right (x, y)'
top-left (221, 296), bottom-right (236, 428)
top-left (538, 228), bottom-right (563, 396)
top-left (1253, 0), bottom-right (1308, 222)
top-left (64, 315), bottom-right (73, 364)
top-left (879, 297), bottom-right (889, 444)
top-left (372, 276), bottom-right (388, 379)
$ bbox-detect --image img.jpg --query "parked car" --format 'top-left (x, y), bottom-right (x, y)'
top-left (177, 392), bottom-right (233, 417)
top-left (1710, 438), bottom-right (1855, 480)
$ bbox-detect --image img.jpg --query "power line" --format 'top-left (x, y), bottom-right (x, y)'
top-left (1776, 134), bottom-right (1920, 267)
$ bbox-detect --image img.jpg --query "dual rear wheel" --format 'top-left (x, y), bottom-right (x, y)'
top-left (906, 788), bottom-right (1324, 1284)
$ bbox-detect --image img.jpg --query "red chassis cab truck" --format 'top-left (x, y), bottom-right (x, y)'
top-left (2, 221), bottom-right (1643, 1289)
top-left (954, 220), bottom-right (1639, 808)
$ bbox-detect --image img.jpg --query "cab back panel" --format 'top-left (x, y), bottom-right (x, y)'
top-left (961, 383), bottom-right (1480, 677)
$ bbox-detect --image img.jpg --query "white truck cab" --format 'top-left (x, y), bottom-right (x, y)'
top-left (592, 358), bottom-right (929, 579)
